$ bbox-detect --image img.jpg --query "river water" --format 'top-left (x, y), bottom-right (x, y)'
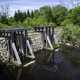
top-left (32, 48), bottom-right (80, 80)
top-left (1, 47), bottom-right (80, 80)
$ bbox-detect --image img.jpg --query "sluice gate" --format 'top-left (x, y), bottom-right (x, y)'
top-left (0, 26), bottom-right (54, 80)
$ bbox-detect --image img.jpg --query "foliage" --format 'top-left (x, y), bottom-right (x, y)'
top-left (31, 16), bottom-right (48, 26)
top-left (52, 5), bottom-right (68, 26)
top-left (1, 4), bottom-right (80, 28)
top-left (0, 5), bottom-right (68, 27)
top-left (40, 6), bottom-right (53, 22)
top-left (23, 17), bottom-right (32, 27)
top-left (30, 10), bottom-right (34, 18)
top-left (66, 6), bottom-right (80, 25)
top-left (27, 10), bottom-right (31, 17)
top-left (0, 23), bottom-right (9, 28)
top-left (61, 19), bottom-right (73, 26)
top-left (61, 24), bottom-right (80, 46)
top-left (14, 10), bottom-right (27, 22)
top-left (23, 16), bottom-right (48, 27)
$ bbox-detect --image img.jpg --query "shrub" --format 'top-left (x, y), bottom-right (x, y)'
top-left (61, 24), bottom-right (80, 47)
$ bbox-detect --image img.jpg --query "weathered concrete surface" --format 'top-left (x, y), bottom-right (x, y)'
top-left (28, 32), bottom-right (44, 52)
top-left (54, 27), bottom-right (62, 44)
top-left (0, 38), bottom-right (9, 63)
top-left (0, 31), bottom-right (44, 63)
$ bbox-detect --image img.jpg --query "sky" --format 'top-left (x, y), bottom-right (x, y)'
top-left (0, 0), bottom-right (79, 16)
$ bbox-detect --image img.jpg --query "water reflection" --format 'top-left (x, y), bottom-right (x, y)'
top-left (1, 47), bottom-right (80, 80)
top-left (32, 47), bottom-right (80, 80)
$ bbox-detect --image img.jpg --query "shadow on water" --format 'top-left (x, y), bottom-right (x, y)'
top-left (1, 47), bottom-right (80, 80)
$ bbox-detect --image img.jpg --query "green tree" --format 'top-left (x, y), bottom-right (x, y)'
top-left (8, 17), bottom-right (16, 26)
top-left (40, 6), bottom-right (53, 23)
top-left (61, 24), bottom-right (80, 46)
top-left (14, 10), bottom-right (27, 22)
top-left (33, 10), bottom-right (40, 18)
top-left (0, 5), bottom-right (10, 24)
top-left (52, 5), bottom-right (68, 26)
top-left (66, 6), bottom-right (80, 25)
top-left (31, 10), bottom-right (34, 18)
top-left (31, 16), bottom-right (48, 26)
top-left (23, 17), bottom-right (32, 27)
top-left (27, 10), bottom-right (30, 17)
top-left (23, 16), bottom-right (48, 27)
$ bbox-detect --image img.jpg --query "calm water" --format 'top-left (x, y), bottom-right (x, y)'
top-left (1, 47), bottom-right (80, 80)
top-left (32, 48), bottom-right (80, 80)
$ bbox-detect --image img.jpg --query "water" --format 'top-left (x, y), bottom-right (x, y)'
top-left (1, 47), bottom-right (80, 80)
top-left (32, 48), bottom-right (80, 80)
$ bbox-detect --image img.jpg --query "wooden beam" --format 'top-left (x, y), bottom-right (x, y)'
top-left (23, 60), bottom-right (35, 67)
top-left (26, 40), bottom-right (35, 59)
top-left (11, 42), bottom-right (22, 66)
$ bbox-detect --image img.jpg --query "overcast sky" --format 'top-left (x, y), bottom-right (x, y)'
top-left (0, 0), bottom-right (78, 16)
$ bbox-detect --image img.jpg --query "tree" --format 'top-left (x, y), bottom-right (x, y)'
top-left (52, 5), bottom-right (68, 25)
top-left (61, 24), bottom-right (80, 46)
top-left (31, 16), bottom-right (48, 26)
top-left (14, 10), bottom-right (27, 22)
top-left (31, 10), bottom-right (34, 18)
top-left (0, 4), bottom-right (10, 24)
top-left (33, 10), bottom-right (40, 18)
top-left (22, 11), bottom-right (27, 21)
top-left (8, 17), bottom-right (16, 26)
top-left (40, 6), bottom-right (53, 23)
top-left (66, 6), bottom-right (80, 25)
top-left (27, 10), bottom-right (30, 17)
